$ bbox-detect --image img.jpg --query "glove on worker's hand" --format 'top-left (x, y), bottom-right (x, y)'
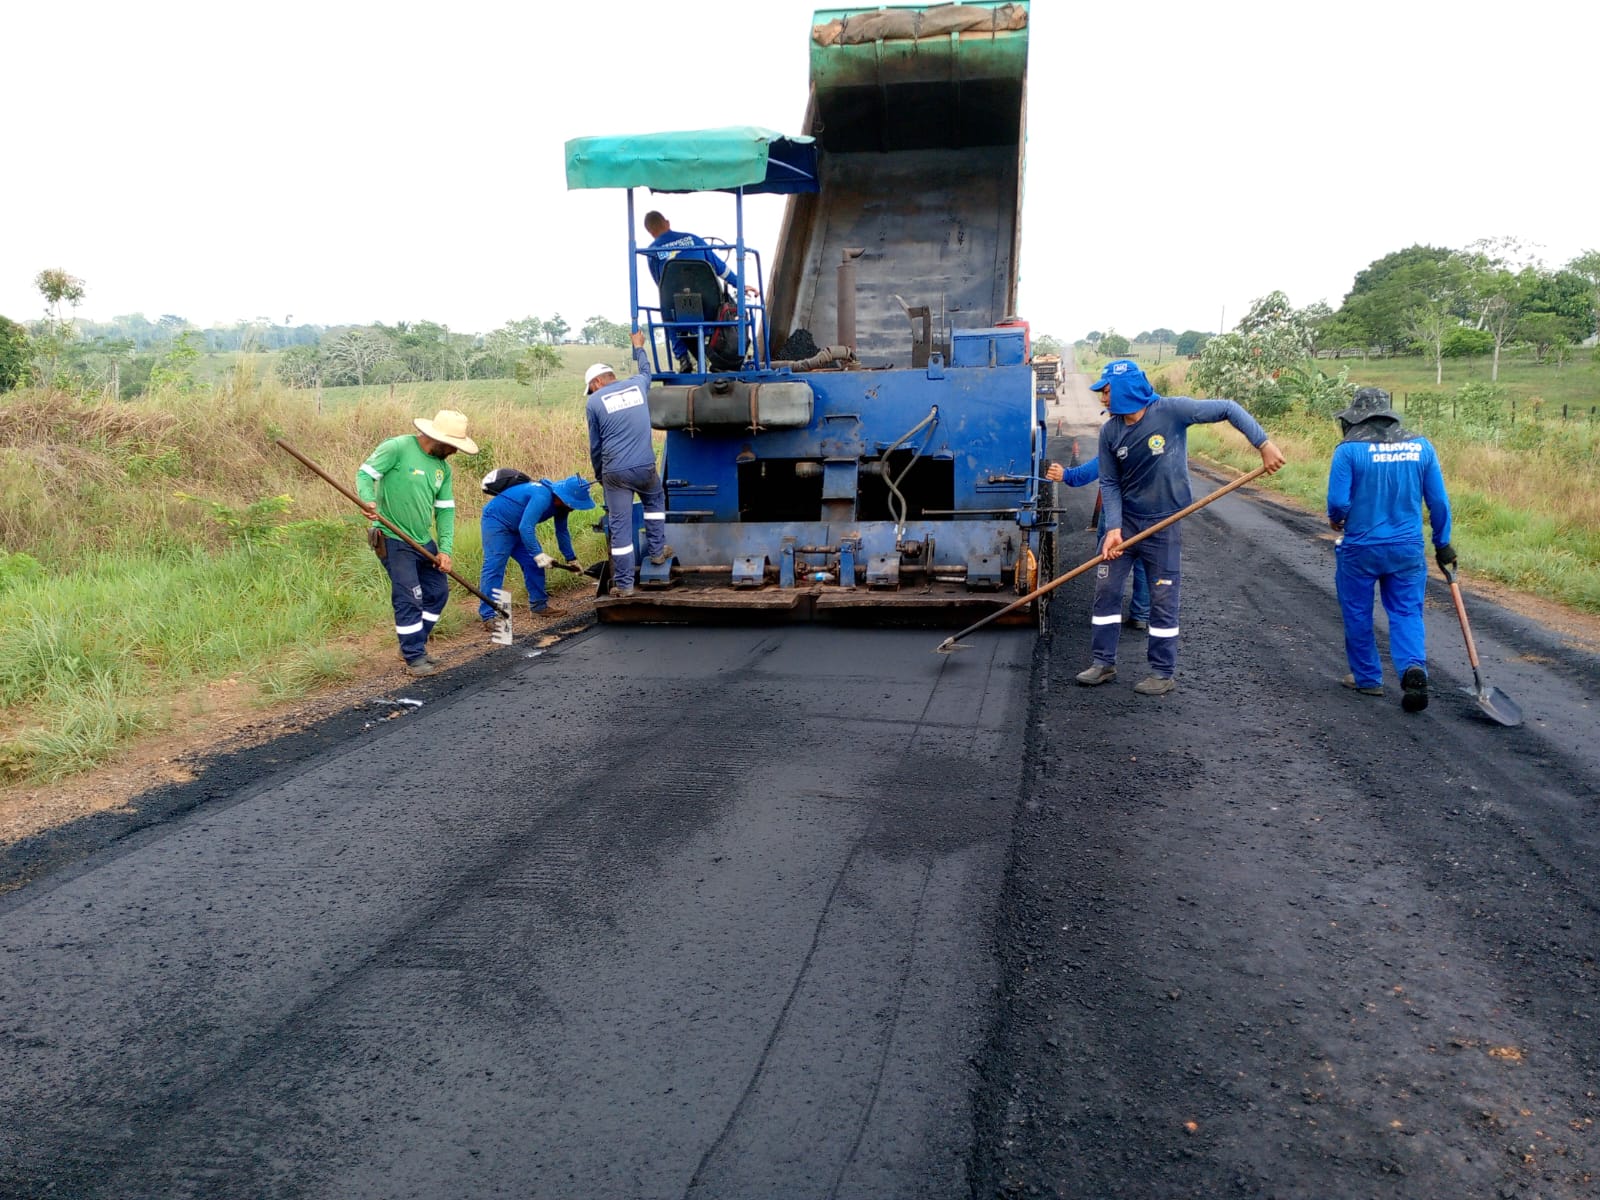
top-left (1435, 543), bottom-right (1457, 571)
top-left (534, 552), bottom-right (554, 569)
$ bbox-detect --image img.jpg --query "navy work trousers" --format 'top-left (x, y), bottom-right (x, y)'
top-left (382, 537), bottom-right (449, 662)
top-left (603, 464), bottom-right (666, 590)
top-left (1090, 523), bottom-right (1182, 676)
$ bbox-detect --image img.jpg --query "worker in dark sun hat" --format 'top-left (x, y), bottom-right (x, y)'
top-left (1327, 386), bottom-right (1454, 712)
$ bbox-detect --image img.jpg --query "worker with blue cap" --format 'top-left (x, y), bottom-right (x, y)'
top-left (1327, 386), bottom-right (1454, 711)
top-left (1075, 358), bottom-right (1285, 695)
top-left (477, 468), bottom-right (595, 623)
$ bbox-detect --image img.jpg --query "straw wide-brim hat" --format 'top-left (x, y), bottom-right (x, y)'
top-left (414, 409), bottom-right (479, 455)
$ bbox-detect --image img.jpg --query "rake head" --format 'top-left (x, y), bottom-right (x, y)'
top-left (489, 589), bottom-right (514, 646)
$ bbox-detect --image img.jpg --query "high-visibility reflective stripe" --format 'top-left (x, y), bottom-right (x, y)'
top-left (642, 512), bottom-right (665, 520)
top-left (1149, 625), bottom-right (1180, 638)
top-left (360, 464), bottom-right (382, 479)
top-left (421, 611), bottom-right (441, 622)
top-left (611, 545), bottom-right (635, 557)
top-left (1091, 614), bottom-right (1122, 626)
top-left (395, 621), bottom-right (424, 635)
top-left (435, 499), bottom-right (455, 508)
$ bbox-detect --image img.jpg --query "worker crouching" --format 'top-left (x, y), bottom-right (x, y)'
top-left (478, 469), bottom-right (595, 624)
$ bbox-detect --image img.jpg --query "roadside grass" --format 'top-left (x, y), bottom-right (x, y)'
top-left (0, 367), bottom-right (602, 782)
top-left (1188, 411), bottom-right (1600, 614)
top-left (1071, 343), bottom-right (1600, 612)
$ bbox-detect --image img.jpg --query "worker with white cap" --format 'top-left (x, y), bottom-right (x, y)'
top-left (356, 409), bottom-right (478, 676)
top-left (584, 331), bottom-right (670, 597)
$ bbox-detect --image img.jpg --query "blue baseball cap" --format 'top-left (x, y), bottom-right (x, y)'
top-left (1090, 358), bottom-right (1158, 415)
top-left (547, 474), bottom-right (597, 511)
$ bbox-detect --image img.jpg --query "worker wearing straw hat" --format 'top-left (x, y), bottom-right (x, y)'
top-left (356, 409), bottom-right (478, 676)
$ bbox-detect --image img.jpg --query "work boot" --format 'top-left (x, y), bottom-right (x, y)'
top-left (405, 658), bottom-right (438, 677)
top-left (675, 354), bottom-right (695, 374)
top-left (649, 544), bottom-right (675, 566)
top-left (530, 601), bottom-right (561, 617)
top-left (422, 653), bottom-right (441, 666)
top-left (1133, 675), bottom-right (1176, 696)
top-left (1123, 616), bottom-right (1149, 632)
top-left (1401, 666), bottom-right (1429, 713)
top-left (612, 585), bottom-right (635, 599)
top-left (1075, 663), bottom-right (1117, 686)
top-left (1341, 673), bottom-right (1385, 698)
top-left (481, 617), bottom-right (499, 633)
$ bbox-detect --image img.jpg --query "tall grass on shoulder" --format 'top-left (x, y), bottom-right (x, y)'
top-left (0, 364), bottom-right (608, 782)
top-left (1188, 406), bottom-right (1600, 615)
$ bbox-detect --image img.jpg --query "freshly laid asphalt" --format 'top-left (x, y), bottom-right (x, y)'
top-left (1, 625), bottom-right (1032, 1199)
top-left (4, 402), bottom-right (1599, 1198)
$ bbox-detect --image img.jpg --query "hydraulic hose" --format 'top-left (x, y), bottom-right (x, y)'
top-left (881, 406), bottom-right (939, 541)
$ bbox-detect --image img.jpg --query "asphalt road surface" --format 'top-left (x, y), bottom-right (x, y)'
top-left (4, 400), bottom-right (1599, 1197)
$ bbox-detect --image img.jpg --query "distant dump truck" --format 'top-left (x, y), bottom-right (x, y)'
top-left (564, 1), bottom-right (1049, 625)
top-left (1032, 354), bottom-right (1061, 403)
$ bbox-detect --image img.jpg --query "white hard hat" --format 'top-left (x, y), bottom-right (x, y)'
top-left (584, 363), bottom-right (615, 389)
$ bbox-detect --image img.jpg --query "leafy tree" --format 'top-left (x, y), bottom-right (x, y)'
top-left (514, 343), bottom-right (562, 391)
top-left (1191, 291), bottom-right (1324, 417)
top-left (1148, 328), bottom-right (1176, 344)
top-left (325, 329), bottom-right (392, 386)
top-left (1174, 329), bottom-right (1210, 357)
top-left (1084, 330), bottom-right (1103, 346)
top-left (0, 315), bottom-right (30, 391)
top-left (32, 268), bottom-right (86, 387)
top-left (146, 330), bottom-right (201, 393)
top-left (1441, 326), bottom-right (1493, 357)
top-left (1099, 331), bottom-right (1130, 357)
top-left (1031, 333), bottom-right (1064, 357)
top-left (1338, 245), bottom-right (1458, 353)
top-left (543, 314), bottom-right (570, 344)
top-left (275, 345), bottom-right (324, 389)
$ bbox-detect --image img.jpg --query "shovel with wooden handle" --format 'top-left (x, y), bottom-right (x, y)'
top-left (275, 439), bottom-right (511, 630)
top-left (937, 465), bottom-right (1268, 654)
top-left (1440, 565), bottom-right (1523, 726)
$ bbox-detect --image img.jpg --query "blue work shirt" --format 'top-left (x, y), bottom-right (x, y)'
top-left (1327, 436), bottom-right (1452, 549)
top-left (586, 346), bottom-right (657, 479)
top-left (1098, 396), bottom-right (1268, 528)
top-left (481, 480), bottom-right (578, 562)
top-left (645, 229), bottom-right (741, 289)
top-left (1059, 460), bottom-right (1099, 488)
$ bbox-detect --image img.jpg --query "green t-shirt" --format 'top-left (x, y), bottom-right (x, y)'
top-left (355, 435), bottom-right (456, 553)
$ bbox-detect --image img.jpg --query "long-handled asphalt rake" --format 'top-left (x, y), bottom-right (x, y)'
top-left (936, 465), bottom-right (1269, 654)
top-left (1440, 565), bottom-right (1522, 726)
top-left (275, 438), bottom-right (514, 644)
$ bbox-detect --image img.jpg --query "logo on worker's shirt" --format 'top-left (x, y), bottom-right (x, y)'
top-left (603, 384), bottom-right (646, 415)
top-left (410, 468), bottom-right (426, 477)
top-left (1147, 434), bottom-right (1166, 455)
top-left (1115, 446), bottom-right (1129, 460)
top-left (434, 469), bottom-right (444, 487)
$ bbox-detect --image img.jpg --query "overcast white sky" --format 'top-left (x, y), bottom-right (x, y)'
top-left (3, 0), bottom-right (1594, 343)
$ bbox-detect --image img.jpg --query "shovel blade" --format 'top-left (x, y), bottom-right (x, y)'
top-left (1460, 684), bottom-right (1522, 727)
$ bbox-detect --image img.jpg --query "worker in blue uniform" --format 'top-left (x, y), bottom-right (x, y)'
top-left (1326, 387), bottom-right (1454, 712)
top-left (477, 469), bottom-right (595, 623)
top-left (1046, 379), bottom-right (1152, 629)
top-left (585, 330), bottom-right (670, 598)
top-left (643, 211), bottom-right (757, 372)
top-left (1075, 358), bottom-right (1285, 695)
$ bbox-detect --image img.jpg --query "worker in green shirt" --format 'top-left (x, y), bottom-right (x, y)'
top-left (356, 409), bottom-right (478, 676)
